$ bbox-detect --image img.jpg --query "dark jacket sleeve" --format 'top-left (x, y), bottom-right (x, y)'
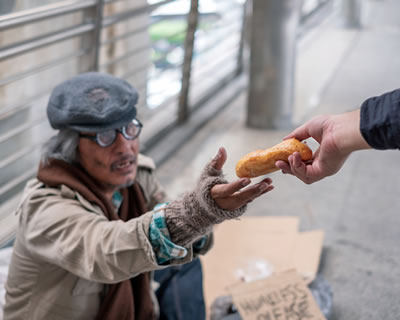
top-left (360, 89), bottom-right (400, 150)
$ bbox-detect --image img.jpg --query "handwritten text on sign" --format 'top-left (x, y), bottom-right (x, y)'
top-left (229, 271), bottom-right (326, 320)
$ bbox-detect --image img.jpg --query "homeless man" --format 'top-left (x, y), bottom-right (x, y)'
top-left (4, 72), bottom-right (274, 320)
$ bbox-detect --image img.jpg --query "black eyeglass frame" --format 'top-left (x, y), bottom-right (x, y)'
top-left (79, 118), bottom-right (143, 147)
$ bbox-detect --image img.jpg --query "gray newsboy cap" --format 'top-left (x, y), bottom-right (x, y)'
top-left (47, 72), bottom-right (138, 132)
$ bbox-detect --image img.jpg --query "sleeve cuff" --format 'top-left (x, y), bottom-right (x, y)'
top-left (149, 203), bottom-right (188, 265)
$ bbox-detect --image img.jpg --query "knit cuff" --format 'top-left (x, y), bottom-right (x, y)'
top-left (197, 174), bottom-right (246, 222)
top-left (165, 167), bottom-right (246, 246)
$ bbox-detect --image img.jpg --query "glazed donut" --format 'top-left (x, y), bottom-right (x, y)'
top-left (235, 138), bottom-right (313, 178)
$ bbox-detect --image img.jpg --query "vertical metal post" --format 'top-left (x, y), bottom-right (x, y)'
top-left (80, 0), bottom-right (104, 73)
top-left (341, 0), bottom-right (363, 29)
top-left (247, 0), bottom-right (302, 129)
top-left (178, 0), bottom-right (199, 124)
top-left (92, 0), bottom-right (105, 71)
top-left (236, 1), bottom-right (248, 76)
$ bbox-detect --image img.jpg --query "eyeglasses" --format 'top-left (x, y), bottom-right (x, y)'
top-left (79, 119), bottom-right (143, 147)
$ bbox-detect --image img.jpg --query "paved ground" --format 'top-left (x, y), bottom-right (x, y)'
top-left (155, 0), bottom-right (400, 319)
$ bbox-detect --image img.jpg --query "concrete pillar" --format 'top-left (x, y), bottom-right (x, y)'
top-left (247, 0), bottom-right (302, 129)
top-left (341, 0), bottom-right (363, 29)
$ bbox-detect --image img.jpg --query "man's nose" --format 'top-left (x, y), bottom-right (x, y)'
top-left (113, 132), bottom-right (130, 148)
top-left (113, 132), bottom-right (139, 153)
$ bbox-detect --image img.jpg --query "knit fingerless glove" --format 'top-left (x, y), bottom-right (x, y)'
top-left (164, 161), bottom-right (247, 247)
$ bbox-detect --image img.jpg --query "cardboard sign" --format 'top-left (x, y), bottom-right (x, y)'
top-left (201, 217), bottom-right (300, 308)
top-left (229, 271), bottom-right (326, 320)
top-left (200, 216), bottom-right (324, 311)
top-left (228, 270), bottom-right (326, 320)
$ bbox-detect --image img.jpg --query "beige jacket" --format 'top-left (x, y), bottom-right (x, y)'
top-left (4, 155), bottom-right (211, 320)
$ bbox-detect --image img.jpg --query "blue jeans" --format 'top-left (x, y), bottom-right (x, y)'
top-left (154, 258), bottom-right (206, 320)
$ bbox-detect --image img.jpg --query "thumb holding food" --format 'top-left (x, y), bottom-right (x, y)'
top-left (274, 116), bottom-right (334, 183)
top-left (276, 114), bottom-right (352, 183)
top-left (282, 115), bottom-right (326, 143)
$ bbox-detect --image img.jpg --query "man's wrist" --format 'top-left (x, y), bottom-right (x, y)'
top-left (334, 109), bottom-right (371, 154)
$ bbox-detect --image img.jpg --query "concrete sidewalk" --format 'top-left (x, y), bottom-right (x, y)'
top-left (155, 0), bottom-right (400, 319)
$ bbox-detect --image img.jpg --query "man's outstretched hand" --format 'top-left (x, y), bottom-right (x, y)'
top-left (210, 147), bottom-right (274, 210)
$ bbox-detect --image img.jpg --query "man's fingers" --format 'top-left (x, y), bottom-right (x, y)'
top-left (210, 147), bottom-right (227, 171)
top-left (259, 177), bottom-right (273, 185)
top-left (283, 123), bottom-right (311, 142)
top-left (211, 178), bottom-right (251, 198)
top-left (212, 177), bottom-right (274, 210)
top-left (290, 152), bottom-right (304, 168)
top-left (276, 154), bottom-right (304, 175)
top-left (287, 153), bottom-right (322, 184)
top-left (248, 185), bottom-right (274, 203)
top-left (243, 183), bottom-right (274, 204)
top-left (212, 177), bottom-right (272, 199)
top-left (288, 153), bottom-right (307, 175)
top-left (275, 160), bottom-right (292, 174)
top-left (232, 180), bottom-right (273, 204)
top-left (284, 116), bottom-right (328, 145)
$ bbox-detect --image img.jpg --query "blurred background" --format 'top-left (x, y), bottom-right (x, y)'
top-left (0, 0), bottom-right (399, 319)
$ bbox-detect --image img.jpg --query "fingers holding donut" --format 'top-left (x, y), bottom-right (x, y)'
top-left (235, 138), bottom-right (312, 178)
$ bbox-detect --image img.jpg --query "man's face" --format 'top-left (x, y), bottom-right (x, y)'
top-left (78, 132), bottom-right (139, 196)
